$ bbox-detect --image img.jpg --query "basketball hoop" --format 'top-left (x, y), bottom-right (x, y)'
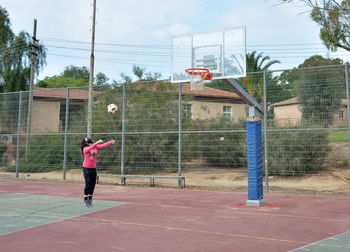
top-left (185, 68), bottom-right (212, 91)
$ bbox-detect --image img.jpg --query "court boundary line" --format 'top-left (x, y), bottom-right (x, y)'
top-left (75, 216), bottom-right (308, 245)
top-left (289, 231), bottom-right (350, 251)
top-left (126, 202), bottom-right (350, 225)
top-left (75, 216), bottom-right (350, 249)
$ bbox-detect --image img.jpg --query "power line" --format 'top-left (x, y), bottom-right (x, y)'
top-left (39, 36), bottom-right (172, 49)
top-left (40, 36), bottom-right (328, 48)
top-left (46, 53), bottom-right (170, 68)
top-left (3, 35), bottom-right (346, 61)
top-left (2, 43), bottom-right (348, 65)
top-left (2, 35), bottom-right (350, 77)
top-left (42, 44), bottom-right (344, 60)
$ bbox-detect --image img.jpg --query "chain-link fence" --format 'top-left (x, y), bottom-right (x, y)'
top-left (0, 64), bottom-right (349, 194)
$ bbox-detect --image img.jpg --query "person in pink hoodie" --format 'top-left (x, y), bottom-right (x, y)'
top-left (81, 137), bottom-right (116, 207)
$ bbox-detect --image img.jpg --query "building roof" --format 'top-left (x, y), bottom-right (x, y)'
top-left (271, 97), bottom-right (299, 107)
top-left (272, 97), bottom-right (348, 107)
top-left (33, 87), bottom-right (99, 100)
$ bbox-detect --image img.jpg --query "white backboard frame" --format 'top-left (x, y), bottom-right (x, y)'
top-left (171, 26), bottom-right (246, 83)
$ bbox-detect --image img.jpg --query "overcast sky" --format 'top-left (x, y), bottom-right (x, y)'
top-left (1, 0), bottom-right (349, 82)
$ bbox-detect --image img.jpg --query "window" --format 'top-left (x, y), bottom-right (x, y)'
top-left (183, 104), bottom-right (192, 120)
top-left (0, 134), bottom-right (12, 143)
top-left (223, 106), bottom-right (232, 120)
top-left (340, 111), bottom-right (345, 120)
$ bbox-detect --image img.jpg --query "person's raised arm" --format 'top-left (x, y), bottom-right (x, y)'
top-left (96, 139), bottom-right (116, 149)
top-left (83, 140), bottom-right (104, 153)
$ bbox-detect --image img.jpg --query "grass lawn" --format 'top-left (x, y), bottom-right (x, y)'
top-left (328, 130), bottom-right (349, 143)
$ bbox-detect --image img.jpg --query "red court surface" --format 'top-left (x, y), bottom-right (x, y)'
top-left (0, 178), bottom-right (350, 252)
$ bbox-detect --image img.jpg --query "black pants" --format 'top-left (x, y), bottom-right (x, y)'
top-left (82, 167), bottom-right (97, 196)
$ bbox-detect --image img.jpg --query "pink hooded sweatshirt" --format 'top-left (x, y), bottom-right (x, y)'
top-left (82, 141), bottom-right (113, 168)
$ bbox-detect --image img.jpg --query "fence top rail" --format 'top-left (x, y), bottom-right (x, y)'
top-left (14, 127), bottom-right (343, 137)
top-left (31, 129), bottom-right (247, 136)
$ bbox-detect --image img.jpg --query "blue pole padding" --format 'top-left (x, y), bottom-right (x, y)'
top-left (246, 118), bottom-right (263, 200)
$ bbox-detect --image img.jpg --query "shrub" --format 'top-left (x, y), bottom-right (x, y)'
top-left (5, 135), bottom-right (81, 173)
top-left (0, 143), bottom-right (7, 157)
top-left (182, 119), bottom-right (246, 168)
top-left (267, 129), bottom-right (329, 175)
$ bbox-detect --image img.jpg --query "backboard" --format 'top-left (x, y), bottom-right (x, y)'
top-left (171, 27), bottom-right (246, 83)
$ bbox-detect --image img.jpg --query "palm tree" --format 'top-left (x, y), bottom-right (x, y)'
top-left (207, 51), bottom-right (280, 100)
top-left (243, 51), bottom-right (280, 101)
top-left (246, 51), bottom-right (280, 73)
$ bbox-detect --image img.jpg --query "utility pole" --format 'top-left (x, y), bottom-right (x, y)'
top-left (25, 19), bottom-right (38, 160)
top-left (87, 0), bottom-right (97, 138)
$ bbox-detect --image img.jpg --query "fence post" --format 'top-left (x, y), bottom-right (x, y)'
top-left (63, 87), bottom-right (70, 181)
top-left (120, 83), bottom-right (126, 183)
top-left (345, 64), bottom-right (350, 153)
top-left (263, 70), bottom-right (269, 191)
top-left (16, 91), bottom-right (23, 179)
top-left (178, 82), bottom-right (183, 182)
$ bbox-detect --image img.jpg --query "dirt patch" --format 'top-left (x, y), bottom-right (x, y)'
top-left (327, 142), bottom-right (350, 168)
top-left (1, 168), bottom-right (349, 196)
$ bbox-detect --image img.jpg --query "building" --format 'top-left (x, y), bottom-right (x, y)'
top-left (31, 88), bottom-right (93, 133)
top-left (181, 84), bottom-right (246, 122)
top-left (272, 97), bottom-right (348, 127)
top-left (271, 97), bottom-right (301, 126)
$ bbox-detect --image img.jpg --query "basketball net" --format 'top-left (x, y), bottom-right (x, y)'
top-left (185, 68), bottom-right (212, 91)
top-left (189, 74), bottom-right (204, 91)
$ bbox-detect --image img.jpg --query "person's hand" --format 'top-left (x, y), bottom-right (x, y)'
top-left (111, 139), bottom-right (116, 144)
top-left (97, 139), bottom-right (104, 144)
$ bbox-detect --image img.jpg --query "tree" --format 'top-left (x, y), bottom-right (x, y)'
top-left (132, 65), bottom-right (145, 79)
top-left (298, 54), bottom-right (343, 67)
top-left (119, 73), bottom-right (132, 83)
top-left (144, 71), bottom-right (162, 81)
top-left (277, 55), bottom-right (344, 98)
top-left (61, 65), bottom-right (89, 81)
top-left (115, 65), bottom-right (162, 84)
top-left (204, 80), bottom-right (229, 90)
top-left (37, 65), bottom-right (90, 88)
top-left (0, 6), bottom-right (46, 92)
top-left (276, 69), bottom-right (298, 98)
top-left (132, 64), bottom-right (162, 81)
top-left (311, 0), bottom-right (350, 51)
top-left (297, 55), bottom-right (344, 126)
top-left (241, 51), bottom-right (281, 102)
top-left (0, 6), bottom-right (13, 46)
top-left (37, 66), bottom-right (113, 89)
top-left (95, 72), bottom-right (109, 86)
top-left (246, 51), bottom-right (281, 73)
top-left (36, 76), bottom-right (89, 88)
top-left (278, 0), bottom-right (350, 52)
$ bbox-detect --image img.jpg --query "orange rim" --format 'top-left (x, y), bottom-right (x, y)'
top-left (185, 68), bottom-right (212, 80)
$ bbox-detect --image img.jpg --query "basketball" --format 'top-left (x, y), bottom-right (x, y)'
top-left (107, 103), bottom-right (118, 114)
